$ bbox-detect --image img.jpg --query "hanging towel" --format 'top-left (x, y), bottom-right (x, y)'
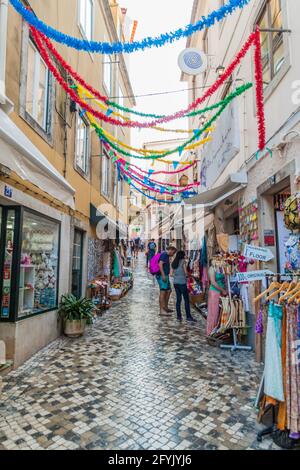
top-left (263, 303), bottom-right (284, 402)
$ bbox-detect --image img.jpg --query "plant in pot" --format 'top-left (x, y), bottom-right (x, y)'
top-left (58, 294), bottom-right (94, 338)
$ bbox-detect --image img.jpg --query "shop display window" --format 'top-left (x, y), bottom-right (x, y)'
top-left (0, 206), bottom-right (61, 322)
top-left (18, 211), bottom-right (60, 318)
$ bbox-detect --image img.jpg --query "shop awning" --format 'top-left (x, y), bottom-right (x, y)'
top-left (185, 171), bottom-right (248, 208)
top-left (0, 109), bottom-right (75, 208)
top-left (90, 204), bottom-right (128, 238)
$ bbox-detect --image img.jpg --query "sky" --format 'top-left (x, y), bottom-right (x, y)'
top-left (120, 0), bottom-right (194, 149)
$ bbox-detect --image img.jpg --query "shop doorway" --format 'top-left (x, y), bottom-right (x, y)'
top-left (0, 206), bottom-right (18, 319)
top-left (225, 211), bottom-right (240, 252)
top-left (71, 229), bottom-right (84, 299)
top-left (274, 188), bottom-right (291, 273)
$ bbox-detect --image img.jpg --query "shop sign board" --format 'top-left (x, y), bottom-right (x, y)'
top-left (200, 101), bottom-right (240, 189)
top-left (264, 229), bottom-right (275, 247)
top-left (244, 244), bottom-right (274, 262)
top-left (234, 270), bottom-right (274, 283)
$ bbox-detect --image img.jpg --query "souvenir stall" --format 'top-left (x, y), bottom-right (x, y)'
top-left (254, 277), bottom-right (300, 448)
top-left (87, 239), bottom-right (112, 313)
top-left (206, 252), bottom-right (255, 351)
top-left (185, 238), bottom-right (208, 316)
top-left (253, 193), bottom-right (300, 449)
top-left (109, 244), bottom-right (133, 301)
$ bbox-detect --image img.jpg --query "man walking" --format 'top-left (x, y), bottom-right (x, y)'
top-left (156, 246), bottom-right (177, 314)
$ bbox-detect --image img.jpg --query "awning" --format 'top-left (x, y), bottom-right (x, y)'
top-left (0, 109), bottom-right (75, 208)
top-left (90, 204), bottom-right (127, 238)
top-left (185, 171), bottom-right (247, 208)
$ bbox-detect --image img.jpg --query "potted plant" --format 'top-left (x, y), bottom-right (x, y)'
top-left (58, 294), bottom-right (94, 338)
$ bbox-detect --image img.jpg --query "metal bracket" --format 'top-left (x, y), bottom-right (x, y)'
top-left (257, 28), bottom-right (292, 33)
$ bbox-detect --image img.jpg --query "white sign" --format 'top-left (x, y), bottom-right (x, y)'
top-left (244, 244), bottom-right (274, 262)
top-left (235, 270), bottom-right (274, 283)
top-left (200, 101), bottom-right (240, 189)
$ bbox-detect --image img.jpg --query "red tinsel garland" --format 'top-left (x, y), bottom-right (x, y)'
top-left (254, 27), bottom-right (266, 151)
top-left (31, 26), bottom-right (255, 128)
top-left (118, 160), bottom-right (200, 191)
top-left (30, 26), bottom-right (266, 151)
top-left (117, 157), bottom-right (198, 182)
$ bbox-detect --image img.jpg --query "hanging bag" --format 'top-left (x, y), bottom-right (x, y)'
top-left (149, 253), bottom-right (161, 275)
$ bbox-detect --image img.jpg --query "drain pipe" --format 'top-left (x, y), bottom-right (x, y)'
top-left (0, 0), bottom-right (8, 105)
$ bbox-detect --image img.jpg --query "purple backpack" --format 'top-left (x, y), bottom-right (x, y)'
top-left (149, 253), bottom-right (161, 275)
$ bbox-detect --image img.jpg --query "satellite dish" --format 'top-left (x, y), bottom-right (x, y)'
top-left (178, 48), bottom-right (208, 75)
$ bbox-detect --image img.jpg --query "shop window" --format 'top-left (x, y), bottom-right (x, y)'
top-left (19, 211), bottom-right (59, 318)
top-left (0, 207), bottom-right (60, 322)
top-left (75, 113), bottom-right (90, 175)
top-left (118, 85), bottom-right (124, 110)
top-left (118, 177), bottom-right (124, 212)
top-left (257, 0), bottom-right (285, 88)
top-left (25, 40), bottom-right (50, 130)
top-left (79, 0), bottom-right (93, 41)
top-left (103, 54), bottom-right (113, 96)
top-left (72, 229), bottom-right (84, 299)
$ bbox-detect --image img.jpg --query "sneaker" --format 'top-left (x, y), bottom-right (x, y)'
top-left (186, 316), bottom-right (197, 323)
top-left (177, 316), bottom-right (183, 322)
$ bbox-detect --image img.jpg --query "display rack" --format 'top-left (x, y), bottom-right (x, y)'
top-left (18, 265), bottom-right (35, 317)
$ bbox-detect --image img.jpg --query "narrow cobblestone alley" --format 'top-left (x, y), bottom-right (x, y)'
top-left (0, 257), bottom-right (276, 450)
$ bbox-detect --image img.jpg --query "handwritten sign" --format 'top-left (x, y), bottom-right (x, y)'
top-left (244, 244), bottom-right (274, 262)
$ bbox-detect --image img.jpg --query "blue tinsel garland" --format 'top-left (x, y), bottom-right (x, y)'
top-left (9, 0), bottom-right (250, 54)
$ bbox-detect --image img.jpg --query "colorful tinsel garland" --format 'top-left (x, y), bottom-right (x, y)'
top-left (10, 0), bottom-right (250, 54)
top-left (95, 84), bottom-right (252, 160)
top-left (31, 27), bottom-right (259, 133)
top-left (39, 29), bottom-right (251, 125)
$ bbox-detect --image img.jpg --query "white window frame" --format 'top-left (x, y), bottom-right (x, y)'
top-left (75, 112), bottom-right (90, 175)
top-left (26, 39), bottom-right (50, 130)
top-left (78, 0), bottom-right (94, 42)
top-left (118, 176), bottom-right (124, 213)
top-left (103, 54), bottom-right (113, 96)
top-left (118, 85), bottom-right (124, 110)
top-left (101, 148), bottom-right (110, 197)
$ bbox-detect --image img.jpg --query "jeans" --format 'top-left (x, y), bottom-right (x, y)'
top-left (174, 284), bottom-right (191, 319)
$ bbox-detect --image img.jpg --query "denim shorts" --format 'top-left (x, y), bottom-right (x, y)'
top-left (156, 274), bottom-right (171, 291)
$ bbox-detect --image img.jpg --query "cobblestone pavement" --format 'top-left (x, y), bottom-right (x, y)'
top-left (0, 255), bottom-right (278, 450)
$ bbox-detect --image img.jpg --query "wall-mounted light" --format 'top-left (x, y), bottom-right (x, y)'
top-left (216, 65), bottom-right (225, 78)
top-left (199, 115), bottom-right (206, 126)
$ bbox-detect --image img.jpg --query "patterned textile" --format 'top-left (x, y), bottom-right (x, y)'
top-left (207, 289), bottom-right (221, 336)
top-left (286, 305), bottom-right (300, 434)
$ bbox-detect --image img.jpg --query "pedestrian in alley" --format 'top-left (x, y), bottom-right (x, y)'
top-left (156, 246), bottom-right (177, 315)
top-left (146, 239), bottom-right (157, 269)
top-left (171, 250), bottom-right (196, 322)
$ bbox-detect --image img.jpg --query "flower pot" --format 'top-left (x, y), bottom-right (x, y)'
top-left (64, 319), bottom-right (86, 338)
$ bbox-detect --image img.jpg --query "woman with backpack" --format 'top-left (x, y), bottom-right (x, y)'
top-left (146, 239), bottom-right (157, 269)
top-left (171, 251), bottom-right (196, 322)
